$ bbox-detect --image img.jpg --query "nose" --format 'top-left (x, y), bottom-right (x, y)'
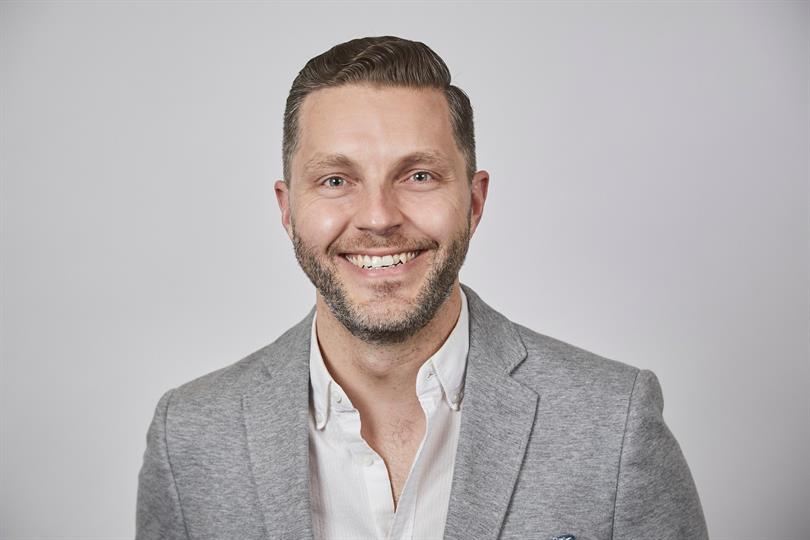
top-left (352, 183), bottom-right (403, 236)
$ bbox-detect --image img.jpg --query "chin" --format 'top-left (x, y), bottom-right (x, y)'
top-left (347, 294), bottom-right (416, 322)
top-left (341, 275), bottom-right (419, 303)
top-left (323, 292), bottom-right (425, 344)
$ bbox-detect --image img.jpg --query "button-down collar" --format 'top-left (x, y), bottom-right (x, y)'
top-left (309, 289), bottom-right (469, 430)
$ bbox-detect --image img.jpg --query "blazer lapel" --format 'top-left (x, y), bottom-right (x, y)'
top-left (242, 312), bottom-right (314, 540)
top-left (444, 286), bottom-right (539, 540)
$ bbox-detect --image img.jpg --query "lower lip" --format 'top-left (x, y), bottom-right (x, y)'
top-left (338, 251), bottom-right (426, 278)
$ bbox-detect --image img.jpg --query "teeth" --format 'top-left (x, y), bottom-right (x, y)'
top-left (345, 251), bottom-right (419, 269)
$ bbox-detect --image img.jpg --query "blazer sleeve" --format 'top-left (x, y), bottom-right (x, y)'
top-left (611, 370), bottom-right (709, 540)
top-left (136, 389), bottom-right (189, 540)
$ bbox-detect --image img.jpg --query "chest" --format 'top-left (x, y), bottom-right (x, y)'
top-left (363, 415), bottom-right (425, 504)
top-left (308, 402), bottom-right (461, 539)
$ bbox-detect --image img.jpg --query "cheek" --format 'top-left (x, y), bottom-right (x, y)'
top-left (400, 191), bottom-right (469, 237)
top-left (293, 198), bottom-right (352, 245)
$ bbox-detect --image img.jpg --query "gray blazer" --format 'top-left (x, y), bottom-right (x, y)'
top-left (136, 286), bottom-right (708, 539)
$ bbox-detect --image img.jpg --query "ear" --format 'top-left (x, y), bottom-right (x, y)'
top-left (469, 170), bottom-right (489, 236)
top-left (274, 180), bottom-right (294, 241)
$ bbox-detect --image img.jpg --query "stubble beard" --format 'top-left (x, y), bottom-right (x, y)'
top-left (291, 224), bottom-right (471, 345)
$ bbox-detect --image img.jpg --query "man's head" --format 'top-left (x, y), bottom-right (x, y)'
top-left (282, 36), bottom-right (476, 184)
top-left (275, 37), bottom-right (488, 344)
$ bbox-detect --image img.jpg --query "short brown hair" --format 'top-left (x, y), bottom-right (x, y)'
top-left (282, 36), bottom-right (476, 183)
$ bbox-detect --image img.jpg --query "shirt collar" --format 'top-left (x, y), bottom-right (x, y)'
top-left (309, 288), bottom-right (469, 430)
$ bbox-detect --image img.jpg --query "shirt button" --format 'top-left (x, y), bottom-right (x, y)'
top-left (451, 391), bottom-right (463, 404)
top-left (315, 413), bottom-right (324, 424)
top-left (426, 371), bottom-right (434, 380)
top-left (332, 392), bottom-right (342, 404)
top-left (358, 455), bottom-right (374, 467)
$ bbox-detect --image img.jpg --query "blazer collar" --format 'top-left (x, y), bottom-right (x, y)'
top-left (443, 285), bottom-right (539, 539)
top-left (242, 309), bottom-right (315, 540)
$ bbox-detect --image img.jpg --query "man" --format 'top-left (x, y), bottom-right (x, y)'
top-left (136, 36), bottom-right (708, 540)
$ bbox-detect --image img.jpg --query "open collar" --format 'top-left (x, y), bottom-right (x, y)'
top-left (309, 288), bottom-right (470, 430)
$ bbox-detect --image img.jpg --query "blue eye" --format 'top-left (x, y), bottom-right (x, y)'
top-left (411, 171), bottom-right (433, 182)
top-left (323, 176), bottom-right (345, 187)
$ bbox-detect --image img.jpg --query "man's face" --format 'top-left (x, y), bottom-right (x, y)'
top-left (275, 84), bottom-right (488, 343)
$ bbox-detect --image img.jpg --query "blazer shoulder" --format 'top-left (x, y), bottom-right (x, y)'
top-left (512, 322), bottom-right (641, 398)
top-left (165, 311), bottom-right (313, 413)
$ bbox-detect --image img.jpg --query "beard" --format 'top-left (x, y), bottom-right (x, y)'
top-left (291, 223), bottom-right (471, 344)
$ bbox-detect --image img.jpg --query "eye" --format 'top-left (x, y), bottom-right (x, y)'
top-left (322, 176), bottom-right (345, 188)
top-left (410, 171), bottom-right (434, 183)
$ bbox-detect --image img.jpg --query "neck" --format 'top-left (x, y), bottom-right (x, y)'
top-left (314, 282), bottom-right (462, 410)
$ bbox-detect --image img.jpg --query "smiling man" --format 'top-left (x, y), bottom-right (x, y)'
top-left (136, 37), bottom-right (708, 540)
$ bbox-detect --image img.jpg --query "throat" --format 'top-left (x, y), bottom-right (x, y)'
top-left (359, 405), bottom-right (427, 509)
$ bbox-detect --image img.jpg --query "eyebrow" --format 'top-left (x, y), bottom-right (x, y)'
top-left (302, 151), bottom-right (453, 177)
top-left (302, 153), bottom-right (355, 176)
top-left (394, 151), bottom-right (453, 172)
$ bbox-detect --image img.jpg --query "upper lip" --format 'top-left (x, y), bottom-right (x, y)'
top-left (340, 248), bottom-right (423, 256)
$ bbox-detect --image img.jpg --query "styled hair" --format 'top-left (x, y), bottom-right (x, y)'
top-left (282, 36), bottom-right (476, 183)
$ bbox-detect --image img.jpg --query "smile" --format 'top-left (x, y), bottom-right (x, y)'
top-left (343, 251), bottom-right (421, 270)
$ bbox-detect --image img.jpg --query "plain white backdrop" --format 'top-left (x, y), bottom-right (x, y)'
top-left (1, 1), bottom-right (808, 538)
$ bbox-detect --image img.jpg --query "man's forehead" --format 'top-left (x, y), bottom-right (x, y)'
top-left (297, 84), bottom-right (451, 136)
top-left (300, 83), bottom-right (448, 113)
top-left (292, 84), bottom-right (462, 176)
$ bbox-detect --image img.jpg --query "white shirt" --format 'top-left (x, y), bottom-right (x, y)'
top-left (308, 290), bottom-right (469, 540)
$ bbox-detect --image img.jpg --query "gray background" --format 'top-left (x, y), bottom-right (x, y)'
top-left (1, 1), bottom-right (808, 538)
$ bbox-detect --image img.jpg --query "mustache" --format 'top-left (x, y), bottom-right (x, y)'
top-left (328, 233), bottom-right (438, 256)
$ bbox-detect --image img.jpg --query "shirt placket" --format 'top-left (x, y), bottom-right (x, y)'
top-left (329, 384), bottom-right (395, 539)
top-left (387, 363), bottom-right (442, 539)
